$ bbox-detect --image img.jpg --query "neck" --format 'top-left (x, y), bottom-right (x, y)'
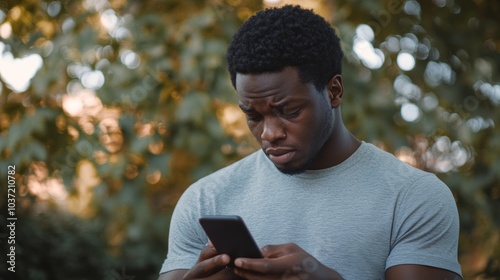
top-left (312, 110), bottom-right (361, 169)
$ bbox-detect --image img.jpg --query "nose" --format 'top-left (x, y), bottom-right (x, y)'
top-left (261, 116), bottom-right (286, 143)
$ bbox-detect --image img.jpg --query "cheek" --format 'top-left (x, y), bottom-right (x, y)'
top-left (248, 123), bottom-right (262, 141)
top-left (283, 121), bottom-right (314, 145)
top-left (292, 113), bottom-right (326, 144)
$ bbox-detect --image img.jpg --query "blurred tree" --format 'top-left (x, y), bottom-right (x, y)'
top-left (0, 0), bottom-right (261, 279)
top-left (0, 0), bottom-right (498, 279)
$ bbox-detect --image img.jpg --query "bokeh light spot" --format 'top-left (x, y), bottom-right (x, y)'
top-left (404, 0), bottom-right (421, 17)
top-left (353, 38), bottom-right (385, 69)
top-left (0, 47), bottom-right (43, 92)
top-left (0, 22), bottom-right (12, 38)
top-left (81, 70), bottom-right (105, 90)
top-left (397, 52), bottom-right (416, 71)
top-left (356, 24), bottom-right (374, 42)
top-left (401, 103), bottom-right (421, 122)
top-left (120, 50), bottom-right (141, 69)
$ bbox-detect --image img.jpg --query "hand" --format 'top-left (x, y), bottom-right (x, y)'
top-left (232, 243), bottom-right (344, 280)
top-left (182, 243), bottom-right (243, 280)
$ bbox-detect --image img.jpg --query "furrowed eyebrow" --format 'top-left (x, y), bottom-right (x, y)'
top-left (238, 100), bottom-right (301, 112)
top-left (274, 100), bottom-right (305, 111)
top-left (238, 104), bottom-right (253, 112)
top-left (272, 100), bottom-right (292, 109)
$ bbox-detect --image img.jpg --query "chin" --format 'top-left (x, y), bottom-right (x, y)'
top-left (276, 166), bottom-right (306, 175)
top-left (275, 160), bottom-right (313, 175)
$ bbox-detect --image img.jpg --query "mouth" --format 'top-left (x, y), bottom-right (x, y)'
top-left (265, 148), bottom-right (296, 165)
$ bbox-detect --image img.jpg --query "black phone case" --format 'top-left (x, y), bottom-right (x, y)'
top-left (199, 215), bottom-right (263, 266)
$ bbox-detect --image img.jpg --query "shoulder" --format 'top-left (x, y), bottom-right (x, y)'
top-left (208, 150), bottom-right (264, 180)
top-left (354, 143), bottom-right (456, 212)
top-left (193, 150), bottom-right (263, 189)
top-left (362, 143), bottom-right (423, 176)
top-left (357, 143), bottom-right (437, 188)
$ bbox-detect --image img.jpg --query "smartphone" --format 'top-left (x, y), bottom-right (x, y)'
top-left (199, 215), bottom-right (263, 266)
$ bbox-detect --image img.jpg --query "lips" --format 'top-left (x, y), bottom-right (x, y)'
top-left (265, 148), bottom-right (296, 165)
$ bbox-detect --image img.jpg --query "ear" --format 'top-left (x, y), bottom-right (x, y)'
top-left (326, 75), bottom-right (343, 108)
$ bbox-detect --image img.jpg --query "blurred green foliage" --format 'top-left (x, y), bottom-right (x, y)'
top-left (0, 0), bottom-right (498, 279)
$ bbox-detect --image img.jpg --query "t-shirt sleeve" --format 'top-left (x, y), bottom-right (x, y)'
top-left (386, 174), bottom-right (462, 277)
top-left (159, 184), bottom-right (208, 274)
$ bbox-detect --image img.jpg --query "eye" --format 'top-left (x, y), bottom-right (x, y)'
top-left (280, 108), bottom-right (301, 119)
top-left (283, 111), bottom-right (299, 118)
top-left (245, 112), bottom-right (262, 122)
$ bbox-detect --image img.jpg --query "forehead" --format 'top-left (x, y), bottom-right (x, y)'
top-left (235, 67), bottom-right (311, 101)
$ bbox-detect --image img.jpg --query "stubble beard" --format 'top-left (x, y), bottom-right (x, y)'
top-left (276, 109), bottom-right (335, 175)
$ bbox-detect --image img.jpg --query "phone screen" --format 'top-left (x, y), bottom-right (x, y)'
top-left (199, 215), bottom-right (263, 266)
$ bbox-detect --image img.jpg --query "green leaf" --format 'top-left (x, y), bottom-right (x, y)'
top-left (175, 91), bottom-right (211, 124)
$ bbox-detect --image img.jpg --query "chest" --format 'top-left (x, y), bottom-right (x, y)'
top-left (217, 183), bottom-right (395, 263)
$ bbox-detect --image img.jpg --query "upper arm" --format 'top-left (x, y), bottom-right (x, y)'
top-left (159, 185), bottom-right (206, 274)
top-left (386, 264), bottom-right (462, 280)
top-left (386, 175), bottom-right (462, 276)
top-left (158, 269), bottom-right (188, 280)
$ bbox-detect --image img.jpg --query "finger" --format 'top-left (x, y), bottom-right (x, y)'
top-left (197, 245), bottom-right (218, 262)
top-left (233, 264), bottom-right (309, 280)
top-left (234, 257), bottom-right (291, 274)
top-left (232, 267), bottom-right (269, 280)
top-left (261, 243), bottom-right (300, 258)
top-left (233, 267), bottom-right (302, 280)
top-left (184, 254), bottom-right (231, 279)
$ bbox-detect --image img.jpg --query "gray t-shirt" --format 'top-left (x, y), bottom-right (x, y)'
top-left (160, 142), bottom-right (462, 279)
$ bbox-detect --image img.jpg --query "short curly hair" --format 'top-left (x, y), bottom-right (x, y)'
top-left (226, 5), bottom-right (343, 91)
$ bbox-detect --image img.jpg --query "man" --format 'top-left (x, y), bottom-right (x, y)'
top-left (159, 5), bottom-right (462, 280)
